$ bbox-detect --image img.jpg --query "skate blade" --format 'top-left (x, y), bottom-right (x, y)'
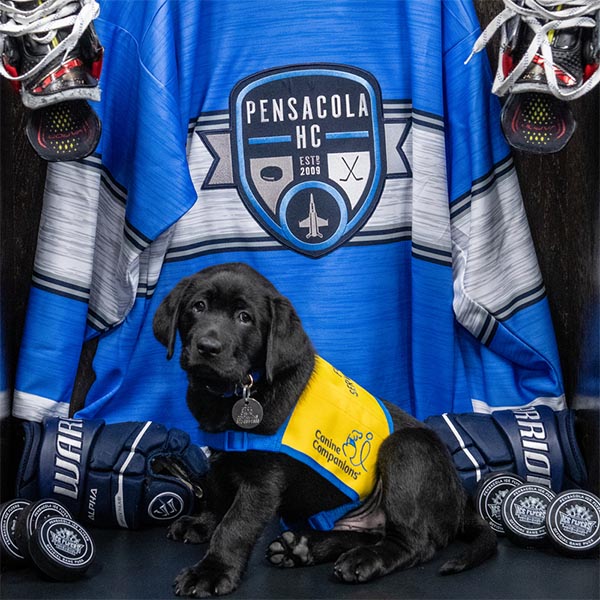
top-left (26, 100), bottom-right (101, 162)
top-left (501, 92), bottom-right (576, 154)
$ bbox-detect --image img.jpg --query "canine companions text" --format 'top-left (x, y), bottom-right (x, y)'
top-left (153, 262), bottom-right (496, 597)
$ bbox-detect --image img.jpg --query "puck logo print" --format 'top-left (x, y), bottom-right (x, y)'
top-left (230, 64), bottom-right (386, 257)
top-left (49, 527), bottom-right (85, 556)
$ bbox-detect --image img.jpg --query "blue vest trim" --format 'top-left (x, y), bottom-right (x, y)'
top-left (280, 445), bottom-right (360, 502)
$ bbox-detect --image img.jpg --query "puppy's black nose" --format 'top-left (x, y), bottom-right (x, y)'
top-left (196, 336), bottom-right (223, 355)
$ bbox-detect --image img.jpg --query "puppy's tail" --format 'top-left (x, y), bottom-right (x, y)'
top-left (439, 498), bottom-right (497, 575)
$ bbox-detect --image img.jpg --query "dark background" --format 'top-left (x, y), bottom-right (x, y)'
top-left (1, 1), bottom-right (598, 500)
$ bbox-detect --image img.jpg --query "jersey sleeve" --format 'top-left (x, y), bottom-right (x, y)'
top-left (13, 0), bottom-right (199, 421)
top-left (442, 2), bottom-right (565, 412)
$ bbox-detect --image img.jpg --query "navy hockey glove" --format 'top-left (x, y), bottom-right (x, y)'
top-left (16, 417), bottom-right (208, 529)
top-left (425, 406), bottom-right (587, 496)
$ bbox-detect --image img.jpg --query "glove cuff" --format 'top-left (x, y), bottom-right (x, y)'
top-left (15, 421), bottom-right (43, 499)
top-left (493, 406), bottom-right (587, 492)
top-left (555, 409), bottom-right (587, 488)
top-left (38, 417), bottom-right (105, 512)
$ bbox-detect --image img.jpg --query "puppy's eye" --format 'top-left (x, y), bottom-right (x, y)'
top-left (192, 300), bottom-right (206, 313)
top-left (238, 311), bottom-right (252, 324)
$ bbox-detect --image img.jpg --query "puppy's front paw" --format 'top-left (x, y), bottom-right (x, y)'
top-left (173, 564), bottom-right (238, 598)
top-left (334, 547), bottom-right (384, 583)
top-left (168, 515), bottom-right (210, 544)
top-left (266, 530), bottom-right (313, 568)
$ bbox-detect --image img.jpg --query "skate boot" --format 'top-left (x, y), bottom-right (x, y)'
top-left (0, 0), bottom-right (103, 160)
top-left (468, 1), bottom-right (600, 153)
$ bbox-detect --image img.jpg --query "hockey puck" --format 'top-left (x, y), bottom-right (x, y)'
top-left (28, 516), bottom-right (95, 581)
top-left (0, 499), bottom-right (32, 563)
top-left (545, 489), bottom-right (600, 556)
top-left (260, 165), bottom-right (283, 182)
top-left (475, 472), bottom-right (525, 534)
top-left (501, 483), bottom-right (556, 547)
top-left (13, 499), bottom-right (72, 560)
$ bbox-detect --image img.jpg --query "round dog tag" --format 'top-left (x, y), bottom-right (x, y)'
top-left (232, 398), bottom-right (263, 429)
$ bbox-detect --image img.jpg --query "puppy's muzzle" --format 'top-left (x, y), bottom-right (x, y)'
top-left (196, 335), bottom-right (223, 356)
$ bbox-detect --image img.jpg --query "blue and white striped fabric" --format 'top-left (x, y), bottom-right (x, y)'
top-left (13, 0), bottom-right (565, 445)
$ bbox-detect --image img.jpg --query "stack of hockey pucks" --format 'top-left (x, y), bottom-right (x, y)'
top-left (475, 473), bottom-right (600, 556)
top-left (0, 498), bottom-right (95, 580)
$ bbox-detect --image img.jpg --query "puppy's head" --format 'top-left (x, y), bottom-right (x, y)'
top-left (153, 263), bottom-right (312, 391)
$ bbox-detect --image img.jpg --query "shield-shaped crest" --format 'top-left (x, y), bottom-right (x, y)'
top-left (231, 64), bottom-right (386, 258)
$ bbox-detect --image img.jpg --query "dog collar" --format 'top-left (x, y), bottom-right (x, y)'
top-left (204, 370), bottom-right (262, 399)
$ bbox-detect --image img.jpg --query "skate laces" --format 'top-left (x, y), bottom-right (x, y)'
top-left (467, 0), bottom-right (600, 100)
top-left (0, 0), bottom-right (99, 83)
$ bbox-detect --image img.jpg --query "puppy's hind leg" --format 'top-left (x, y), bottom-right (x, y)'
top-left (334, 428), bottom-right (464, 583)
top-left (267, 529), bottom-right (382, 568)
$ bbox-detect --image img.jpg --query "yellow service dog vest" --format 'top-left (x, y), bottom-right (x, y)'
top-left (202, 355), bottom-right (394, 530)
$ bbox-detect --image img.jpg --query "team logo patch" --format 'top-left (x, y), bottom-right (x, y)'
top-left (203, 64), bottom-right (396, 257)
top-left (199, 64), bottom-right (412, 258)
top-left (230, 65), bottom-right (385, 257)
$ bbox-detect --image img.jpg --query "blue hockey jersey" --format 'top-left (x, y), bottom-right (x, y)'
top-left (13, 0), bottom-right (566, 444)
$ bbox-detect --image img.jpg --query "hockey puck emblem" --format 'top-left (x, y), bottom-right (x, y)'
top-left (30, 516), bottom-right (95, 580)
top-left (475, 473), bottom-right (525, 534)
top-left (260, 165), bottom-right (284, 182)
top-left (546, 490), bottom-right (600, 555)
top-left (501, 484), bottom-right (555, 546)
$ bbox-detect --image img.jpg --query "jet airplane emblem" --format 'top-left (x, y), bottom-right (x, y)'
top-left (299, 194), bottom-right (328, 239)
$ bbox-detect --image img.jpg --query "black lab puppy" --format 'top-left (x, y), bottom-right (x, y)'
top-left (153, 262), bottom-right (496, 598)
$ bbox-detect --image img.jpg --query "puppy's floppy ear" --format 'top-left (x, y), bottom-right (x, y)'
top-left (153, 277), bottom-right (193, 360)
top-left (266, 296), bottom-right (313, 382)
